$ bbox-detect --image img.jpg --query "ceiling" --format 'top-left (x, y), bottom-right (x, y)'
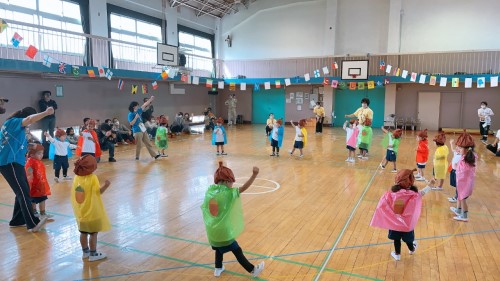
top-left (168, 0), bottom-right (256, 18)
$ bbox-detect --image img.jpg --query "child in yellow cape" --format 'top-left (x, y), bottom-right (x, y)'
top-left (289, 119), bottom-right (308, 157)
top-left (201, 162), bottom-right (265, 277)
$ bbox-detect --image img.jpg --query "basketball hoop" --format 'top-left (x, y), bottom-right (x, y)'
top-left (351, 74), bottom-right (358, 79)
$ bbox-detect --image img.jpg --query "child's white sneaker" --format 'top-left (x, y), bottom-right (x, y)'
top-left (345, 158), bottom-right (350, 162)
top-left (82, 252), bottom-right (90, 259)
top-left (53, 177), bottom-right (59, 183)
top-left (391, 251), bottom-right (401, 261)
top-left (409, 241), bottom-right (418, 255)
top-left (453, 215), bottom-right (468, 222)
top-left (63, 176), bottom-right (72, 181)
top-left (252, 261), bottom-right (265, 277)
top-left (349, 158), bottom-right (355, 163)
top-left (448, 197), bottom-right (457, 203)
top-left (391, 169), bottom-right (398, 173)
top-left (89, 252), bottom-right (107, 262)
top-left (214, 266), bottom-right (225, 277)
top-left (379, 163), bottom-right (385, 169)
top-left (450, 207), bottom-right (461, 216)
top-left (416, 177), bottom-right (426, 181)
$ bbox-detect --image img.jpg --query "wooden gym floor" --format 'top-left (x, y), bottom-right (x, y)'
top-left (0, 125), bottom-right (499, 281)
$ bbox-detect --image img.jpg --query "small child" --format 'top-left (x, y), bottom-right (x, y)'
top-left (155, 115), bottom-right (169, 157)
top-left (71, 155), bottom-right (111, 262)
top-left (370, 169), bottom-right (433, 261)
top-left (289, 119), bottom-right (308, 157)
top-left (415, 129), bottom-right (429, 181)
top-left (343, 119), bottom-right (359, 163)
top-left (45, 130), bottom-right (77, 182)
top-left (25, 144), bottom-right (53, 219)
top-left (358, 118), bottom-right (373, 160)
top-left (76, 119), bottom-right (102, 160)
top-left (450, 132), bottom-right (477, 222)
top-left (201, 162), bottom-right (265, 277)
top-left (269, 118), bottom-right (284, 157)
top-left (212, 117), bottom-right (227, 156)
top-left (431, 131), bottom-right (449, 190)
top-left (380, 127), bottom-right (402, 172)
top-left (66, 127), bottom-right (79, 145)
top-left (447, 139), bottom-right (462, 203)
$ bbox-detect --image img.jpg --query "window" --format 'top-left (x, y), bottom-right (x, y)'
top-left (0, 0), bottom-right (84, 54)
top-left (178, 28), bottom-right (214, 73)
top-left (109, 13), bottom-right (161, 63)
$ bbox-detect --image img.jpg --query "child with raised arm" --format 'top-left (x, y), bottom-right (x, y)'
top-left (212, 117), bottom-right (228, 155)
top-left (201, 162), bottom-right (265, 277)
top-left (289, 119), bottom-right (308, 157)
top-left (71, 155), bottom-right (111, 262)
top-left (25, 144), bottom-right (52, 219)
top-left (343, 119), bottom-right (359, 163)
top-left (380, 127), bottom-right (402, 172)
top-left (269, 118), bottom-right (284, 157)
top-left (415, 129), bottom-right (429, 181)
top-left (45, 129), bottom-right (77, 182)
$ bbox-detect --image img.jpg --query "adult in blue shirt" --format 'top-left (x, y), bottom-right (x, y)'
top-left (0, 106), bottom-right (54, 232)
top-left (128, 96), bottom-right (160, 161)
top-left (38, 91), bottom-right (58, 143)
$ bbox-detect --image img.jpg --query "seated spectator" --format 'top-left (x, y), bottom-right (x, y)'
top-left (486, 130), bottom-right (500, 156)
top-left (182, 113), bottom-right (192, 134)
top-left (66, 127), bottom-right (79, 145)
top-left (204, 108), bottom-right (215, 131)
top-left (112, 117), bottom-right (134, 144)
top-left (170, 112), bottom-right (184, 135)
top-left (144, 115), bottom-right (158, 139)
top-left (97, 123), bottom-right (117, 162)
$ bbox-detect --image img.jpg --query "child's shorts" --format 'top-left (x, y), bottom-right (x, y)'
top-left (450, 169), bottom-right (456, 187)
top-left (54, 155), bottom-right (69, 170)
top-left (417, 163), bottom-right (426, 169)
top-left (215, 142), bottom-right (224, 146)
top-left (211, 240), bottom-right (239, 254)
top-left (294, 141), bottom-right (304, 149)
top-left (271, 139), bottom-right (279, 147)
top-left (79, 231), bottom-right (97, 235)
top-left (388, 230), bottom-right (414, 243)
top-left (359, 148), bottom-right (368, 153)
top-left (346, 145), bottom-right (356, 151)
top-left (385, 149), bottom-right (397, 162)
top-left (31, 196), bottom-right (48, 204)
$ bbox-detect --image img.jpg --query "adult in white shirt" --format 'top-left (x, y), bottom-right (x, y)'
top-left (478, 101), bottom-right (494, 143)
top-left (225, 94), bottom-right (237, 126)
top-left (486, 130), bottom-right (500, 156)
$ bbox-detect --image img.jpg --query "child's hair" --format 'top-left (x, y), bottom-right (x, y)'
top-left (83, 117), bottom-right (90, 124)
top-left (349, 119), bottom-right (356, 125)
top-left (55, 129), bottom-right (66, 138)
top-left (364, 118), bottom-right (372, 127)
top-left (456, 131), bottom-right (475, 166)
top-left (392, 129), bottom-right (402, 139)
top-left (391, 185), bottom-right (418, 193)
top-left (298, 119), bottom-right (306, 127)
top-left (433, 131), bottom-right (446, 146)
top-left (217, 117), bottom-right (224, 124)
top-left (158, 115), bottom-right (168, 126)
top-left (7, 107), bottom-right (37, 120)
top-left (418, 129), bottom-right (428, 140)
top-left (462, 146), bottom-right (476, 166)
top-left (27, 143), bottom-right (44, 157)
top-left (66, 127), bottom-right (74, 135)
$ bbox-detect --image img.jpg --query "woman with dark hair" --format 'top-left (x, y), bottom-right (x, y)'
top-left (127, 96), bottom-right (160, 160)
top-left (38, 91), bottom-right (58, 143)
top-left (477, 101), bottom-right (494, 144)
top-left (0, 106), bottom-right (54, 232)
top-left (345, 98), bottom-right (374, 126)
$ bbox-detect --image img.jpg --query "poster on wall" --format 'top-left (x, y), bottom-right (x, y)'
top-left (286, 98), bottom-right (291, 103)
top-left (297, 105), bottom-right (302, 111)
top-left (305, 93), bottom-right (309, 99)
top-left (296, 98), bottom-right (303, 104)
top-left (296, 92), bottom-right (303, 98)
top-left (290, 92), bottom-right (295, 99)
top-left (309, 93), bottom-right (318, 109)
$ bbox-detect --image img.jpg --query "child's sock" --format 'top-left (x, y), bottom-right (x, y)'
top-left (83, 247), bottom-right (90, 253)
top-left (462, 211), bottom-right (468, 218)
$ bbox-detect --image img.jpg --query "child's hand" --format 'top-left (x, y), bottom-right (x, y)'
top-left (104, 180), bottom-right (111, 187)
top-left (252, 166), bottom-right (259, 175)
top-left (428, 178), bottom-right (436, 187)
top-left (450, 139), bottom-right (454, 144)
top-left (44, 131), bottom-right (49, 137)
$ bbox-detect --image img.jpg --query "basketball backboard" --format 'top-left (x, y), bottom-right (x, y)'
top-left (157, 43), bottom-right (179, 66)
top-left (341, 60), bottom-right (369, 80)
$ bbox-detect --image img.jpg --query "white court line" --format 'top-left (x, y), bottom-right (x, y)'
top-left (233, 177), bottom-right (281, 195)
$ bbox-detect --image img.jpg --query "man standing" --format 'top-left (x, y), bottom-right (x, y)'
top-left (225, 94), bottom-right (237, 125)
top-left (313, 102), bottom-right (325, 134)
top-left (38, 91), bottom-right (58, 143)
top-left (142, 97), bottom-right (154, 122)
top-left (478, 101), bottom-right (494, 144)
top-left (345, 98), bottom-right (373, 125)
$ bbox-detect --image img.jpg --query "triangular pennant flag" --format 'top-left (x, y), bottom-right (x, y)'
top-left (322, 66), bottom-right (329, 75)
top-left (428, 76), bottom-right (436, 86)
top-left (379, 60), bottom-right (385, 70)
top-left (349, 82), bottom-right (357, 90)
top-left (58, 62), bottom-right (66, 74)
top-left (477, 77), bottom-right (485, 88)
top-left (464, 78), bottom-right (472, 88)
top-left (490, 76), bottom-right (498, 87)
top-left (264, 81), bottom-right (271, 90)
top-left (98, 66), bottom-right (105, 77)
top-left (314, 69), bottom-right (320, 78)
top-left (218, 81), bottom-right (224, 89)
top-left (323, 77), bottom-right (329, 85)
top-left (357, 82), bottom-right (365, 90)
top-left (440, 77), bottom-right (447, 87)
top-left (181, 73), bottom-right (188, 82)
top-left (0, 19), bottom-right (8, 33)
top-left (229, 82), bottom-right (236, 91)
top-left (131, 85), bottom-right (138, 94)
top-left (72, 65), bottom-right (79, 77)
top-left (142, 84), bottom-right (148, 94)
top-left (333, 62), bottom-right (339, 70)
top-left (392, 67), bottom-right (398, 76)
top-left (206, 79), bottom-right (213, 88)
top-left (25, 45), bottom-right (38, 59)
top-left (105, 69), bottom-right (113, 80)
top-left (240, 83), bottom-right (246, 91)
top-left (331, 80), bottom-right (338, 88)
top-left (11, 32), bottom-right (23, 47)
top-left (304, 73), bottom-right (310, 82)
top-left (401, 70), bottom-right (408, 79)
top-left (284, 78), bottom-right (291, 86)
top-left (367, 81), bottom-right (375, 89)
top-left (118, 79), bottom-right (124, 90)
top-left (384, 78), bottom-right (390, 85)
top-left (42, 55), bottom-right (53, 68)
top-left (192, 76), bottom-right (199, 85)
top-left (275, 80), bottom-right (281, 88)
top-left (419, 74), bottom-right (427, 84)
top-left (385, 65), bottom-right (392, 74)
top-left (254, 83), bottom-right (260, 91)
top-left (161, 70), bottom-right (168, 80)
top-left (152, 81), bottom-right (158, 90)
top-left (452, 77), bottom-right (459, 88)
top-left (410, 72), bottom-right (417, 82)
top-left (87, 69), bottom-right (96, 78)
top-left (395, 68), bottom-right (400, 76)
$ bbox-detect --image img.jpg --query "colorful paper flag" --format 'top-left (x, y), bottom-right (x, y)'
top-left (42, 55), bottom-right (53, 68)
top-left (192, 76), bottom-right (199, 85)
top-left (118, 79), bottom-right (124, 90)
top-left (152, 81), bottom-right (158, 90)
top-left (131, 85), bottom-right (138, 94)
top-left (379, 60), bottom-right (385, 70)
top-left (385, 65), bottom-right (392, 74)
top-left (410, 72), bottom-right (417, 82)
top-left (367, 81), bottom-right (375, 89)
top-left (87, 69), bottom-right (96, 78)
top-left (395, 68), bottom-right (400, 76)
top-left (323, 77), bottom-right (329, 85)
top-left (240, 83), bottom-right (246, 91)
top-left (491, 76), bottom-right (498, 87)
top-left (284, 78), bottom-right (291, 86)
top-left (333, 62), bottom-right (339, 70)
top-left (304, 73), bottom-right (310, 82)
top-left (25, 45), bottom-right (38, 59)
top-left (322, 66), bottom-right (329, 75)
top-left (206, 79), bottom-right (213, 88)
top-left (181, 74), bottom-right (188, 82)
top-left (229, 82), bottom-right (236, 91)
top-left (349, 82), bottom-right (357, 90)
top-left (264, 81), bottom-right (271, 90)
top-left (98, 66), bottom-right (105, 77)
top-left (477, 77), bottom-right (485, 88)
top-left (376, 81), bottom-right (383, 87)
top-left (357, 82), bottom-right (365, 90)
top-left (331, 80), bottom-right (338, 88)
top-left (429, 76), bottom-right (437, 86)
top-left (439, 77), bottom-right (447, 87)
top-left (11, 32), bottom-right (22, 47)
top-left (419, 74), bottom-right (426, 84)
top-left (105, 69), bottom-right (113, 80)
top-left (339, 82), bottom-right (347, 89)
top-left (275, 80), bottom-right (281, 88)
top-left (313, 69), bottom-right (320, 78)
top-left (384, 78), bottom-right (390, 85)
top-left (254, 83), bottom-right (260, 91)
top-left (452, 78), bottom-right (459, 88)
top-left (58, 62), bottom-right (66, 74)
top-left (401, 70), bottom-right (408, 79)
top-left (218, 81), bottom-right (224, 89)
top-left (72, 65), bottom-right (79, 76)
top-left (464, 78), bottom-right (472, 88)
top-left (161, 71), bottom-right (168, 80)
top-left (142, 84), bottom-right (148, 94)
top-left (0, 19), bottom-right (8, 33)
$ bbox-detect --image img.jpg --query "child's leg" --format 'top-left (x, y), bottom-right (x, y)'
top-left (420, 168), bottom-right (425, 178)
top-left (221, 145), bottom-right (225, 153)
top-left (438, 179), bottom-right (444, 187)
top-left (39, 201), bottom-right (46, 214)
top-left (32, 203), bottom-right (37, 213)
top-left (80, 233), bottom-right (89, 251)
top-left (231, 247), bottom-right (255, 273)
top-left (299, 148), bottom-right (303, 156)
top-left (216, 145), bottom-right (220, 153)
top-left (62, 167), bottom-right (68, 177)
top-left (462, 199), bottom-right (468, 213)
top-left (215, 250), bottom-right (224, 269)
top-left (55, 167), bottom-right (61, 178)
top-left (393, 161), bottom-right (397, 171)
top-left (290, 148), bottom-right (295, 154)
top-left (89, 233), bottom-right (98, 252)
top-left (393, 239), bottom-right (402, 255)
top-left (276, 146), bottom-right (280, 155)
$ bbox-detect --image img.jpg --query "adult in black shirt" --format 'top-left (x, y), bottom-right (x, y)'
top-left (38, 91), bottom-right (58, 143)
top-left (141, 97), bottom-right (154, 121)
